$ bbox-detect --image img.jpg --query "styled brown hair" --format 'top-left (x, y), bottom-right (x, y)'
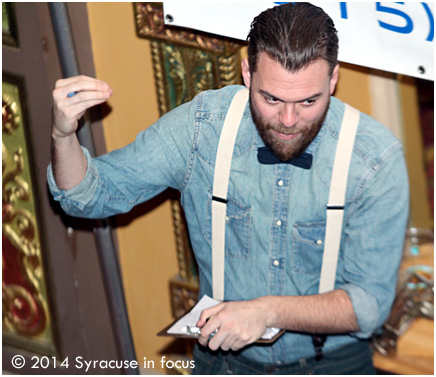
top-left (247, 2), bottom-right (338, 75)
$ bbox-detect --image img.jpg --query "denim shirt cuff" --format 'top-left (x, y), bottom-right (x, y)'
top-left (47, 146), bottom-right (98, 211)
top-left (339, 284), bottom-right (380, 339)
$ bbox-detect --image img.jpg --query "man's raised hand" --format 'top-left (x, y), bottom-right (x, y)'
top-left (52, 75), bottom-right (112, 138)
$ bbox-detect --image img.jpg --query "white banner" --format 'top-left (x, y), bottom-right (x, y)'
top-left (163, 2), bottom-right (434, 80)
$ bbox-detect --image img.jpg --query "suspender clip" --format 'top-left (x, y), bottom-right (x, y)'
top-left (326, 205), bottom-right (344, 210)
top-left (212, 195), bottom-right (228, 204)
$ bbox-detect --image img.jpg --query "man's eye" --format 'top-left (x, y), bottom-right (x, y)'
top-left (302, 99), bottom-right (316, 106)
top-left (265, 96), bottom-right (279, 104)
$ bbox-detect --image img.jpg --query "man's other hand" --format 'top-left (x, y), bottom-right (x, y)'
top-left (196, 299), bottom-right (269, 351)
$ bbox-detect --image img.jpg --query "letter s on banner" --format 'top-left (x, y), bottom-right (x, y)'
top-left (376, 2), bottom-right (413, 34)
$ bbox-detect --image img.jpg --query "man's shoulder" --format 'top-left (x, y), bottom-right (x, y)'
top-left (197, 85), bottom-right (247, 115)
top-left (328, 97), bottom-right (403, 161)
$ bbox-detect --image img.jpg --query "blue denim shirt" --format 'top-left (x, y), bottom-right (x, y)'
top-left (48, 85), bottom-right (409, 364)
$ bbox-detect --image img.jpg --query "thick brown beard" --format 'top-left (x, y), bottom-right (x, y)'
top-left (250, 93), bottom-right (329, 162)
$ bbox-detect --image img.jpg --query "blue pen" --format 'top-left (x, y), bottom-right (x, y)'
top-left (67, 91), bottom-right (80, 98)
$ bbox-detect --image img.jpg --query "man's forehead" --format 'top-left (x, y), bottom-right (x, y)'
top-left (252, 54), bottom-right (331, 101)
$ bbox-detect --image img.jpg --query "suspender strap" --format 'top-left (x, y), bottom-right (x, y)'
top-left (212, 88), bottom-right (249, 301)
top-left (319, 104), bottom-right (360, 293)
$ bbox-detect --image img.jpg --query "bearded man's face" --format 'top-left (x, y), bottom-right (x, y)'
top-left (242, 53), bottom-right (338, 161)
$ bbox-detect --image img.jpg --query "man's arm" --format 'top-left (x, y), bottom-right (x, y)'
top-left (197, 289), bottom-right (359, 351)
top-left (51, 75), bottom-right (112, 190)
top-left (265, 289), bottom-right (359, 333)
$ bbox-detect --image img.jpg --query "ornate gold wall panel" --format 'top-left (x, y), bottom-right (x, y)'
top-left (135, 2), bottom-right (245, 318)
top-left (151, 41), bottom-right (243, 114)
top-left (2, 78), bottom-right (55, 355)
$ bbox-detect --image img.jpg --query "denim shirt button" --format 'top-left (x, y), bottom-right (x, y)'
top-left (277, 179), bottom-right (284, 187)
top-left (316, 239), bottom-right (323, 245)
top-left (275, 219), bottom-right (283, 227)
top-left (225, 216), bottom-right (230, 223)
top-left (273, 259), bottom-right (280, 267)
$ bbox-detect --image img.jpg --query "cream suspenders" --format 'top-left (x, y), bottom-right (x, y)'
top-left (211, 88), bottom-right (249, 301)
top-left (211, 88), bottom-right (360, 300)
top-left (319, 104), bottom-right (360, 293)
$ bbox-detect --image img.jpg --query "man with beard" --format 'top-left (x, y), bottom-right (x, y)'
top-left (48, 2), bottom-right (409, 375)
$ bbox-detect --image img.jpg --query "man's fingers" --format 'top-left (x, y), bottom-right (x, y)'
top-left (197, 317), bottom-right (219, 345)
top-left (55, 75), bottom-right (102, 88)
top-left (71, 98), bottom-right (111, 113)
top-left (65, 88), bottom-right (112, 103)
top-left (55, 90), bottom-right (112, 117)
top-left (197, 307), bottom-right (227, 347)
top-left (197, 303), bottom-right (222, 327)
top-left (54, 78), bottom-right (111, 101)
top-left (207, 329), bottom-right (229, 351)
top-left (205, 326), bottom-right (242, 352)
top-left (53, 84), bottom-right (111, 101)
top-left (196, 312), bottom-right (209, 328)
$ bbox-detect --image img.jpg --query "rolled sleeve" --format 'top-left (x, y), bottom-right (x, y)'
top-left (340, 284), bottom-right (380, 338)
top-left (47, 146), bottom-right (99, 212)
top-left (339, 142), bottom-right (409, 339)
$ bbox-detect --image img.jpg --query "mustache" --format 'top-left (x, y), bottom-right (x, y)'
top-left (265, 123), bottom-right (303, 135)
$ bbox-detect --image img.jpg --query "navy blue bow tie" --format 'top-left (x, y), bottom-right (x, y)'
top-left (257, 147), bottom-right (312, 169)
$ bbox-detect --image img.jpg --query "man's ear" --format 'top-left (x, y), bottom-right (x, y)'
top-left (241, 58), bottom-right (251, 88)
top-left (329, 64), bottom-right (339, 95)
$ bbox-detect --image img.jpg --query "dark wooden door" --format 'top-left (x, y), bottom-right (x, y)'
top-left (2, 3), bottom-right (119, 373)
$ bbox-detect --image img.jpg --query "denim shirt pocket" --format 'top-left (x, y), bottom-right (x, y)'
top-left (292, 221), bottom-right (326, 275)
top-left (204, 190), bottom-right (251, 258)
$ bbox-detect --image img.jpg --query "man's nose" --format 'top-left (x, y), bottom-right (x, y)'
top-left (278, 104), bottom-right (298, 128)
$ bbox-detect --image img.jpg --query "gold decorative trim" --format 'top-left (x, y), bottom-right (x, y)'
top-left (2, 79), bottom-right (55, 354)
top-left (169, 276), bottom-right (199, 319)
top-left (151, 40), bottom-right (168, 115)
top-left (134, 2), bottom-right (243, 54)
top-left (2, 94), bottom-right (21, 134)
